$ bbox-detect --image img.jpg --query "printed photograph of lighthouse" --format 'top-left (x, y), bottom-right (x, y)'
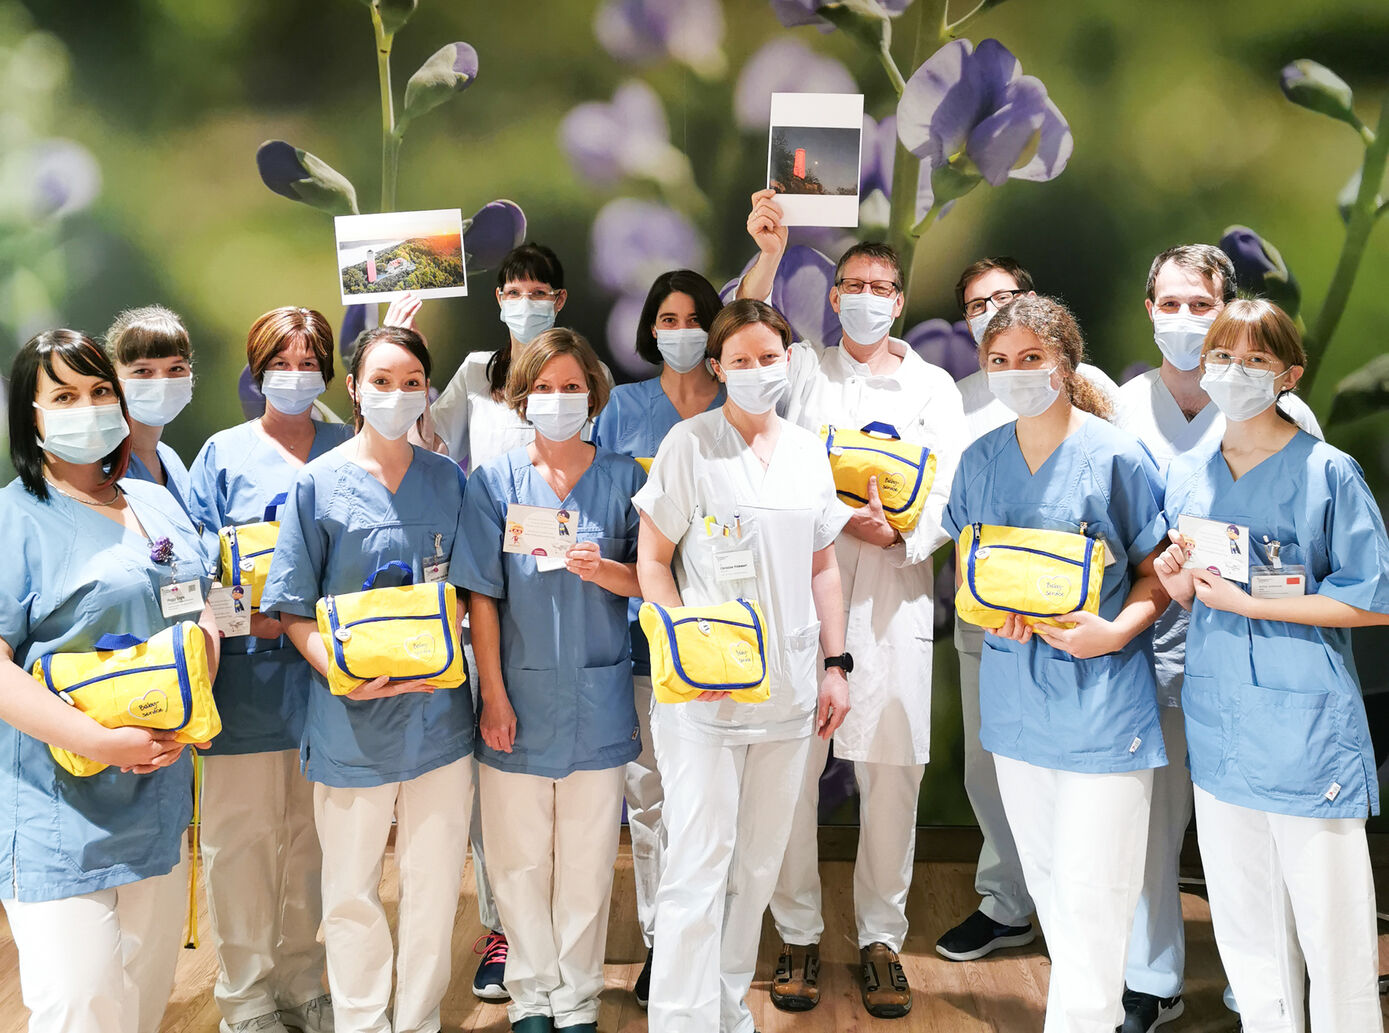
top-left (334, 207), bottom-right (468, 305)
top-left (766, 92), bottom-right (864, 228)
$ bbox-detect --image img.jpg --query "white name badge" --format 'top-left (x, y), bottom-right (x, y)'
top-left (713, 549), bottom-right (756, 583)
top-left (160, 577), bottom-right (205, 618)
top-left (1250, 565), bottom-right (1307, 599)
top-left (207, 584), bottom-right (251, 637)
top-left (423, 559), bottom-right (450, 583)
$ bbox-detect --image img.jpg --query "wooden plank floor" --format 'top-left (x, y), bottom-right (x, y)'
top-left (0, 843), bottom-right (1385, 1032)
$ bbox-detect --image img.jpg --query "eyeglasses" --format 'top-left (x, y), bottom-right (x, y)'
top-left (500, 288), bottom-right (563, 302)
top-left (835, 278), bottom-right (900, 298)
top-left (963, 289), bottom-right (1021, 318)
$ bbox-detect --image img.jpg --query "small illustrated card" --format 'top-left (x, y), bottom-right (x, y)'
top-left (208, 583), bottom-right (251, 637)
top-left (503, 503), bottom-right (576, 572)
top-left (334, 207), bottom-right (467, 305)
top-left (1176, 515), bottom-right (1250, 583)
top-left (766, 92), bottom-right (864, 227)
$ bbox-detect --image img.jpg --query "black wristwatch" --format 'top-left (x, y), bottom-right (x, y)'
top-left (823, 652), bottom-right (854, 674)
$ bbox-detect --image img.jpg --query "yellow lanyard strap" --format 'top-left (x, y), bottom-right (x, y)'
top-left (185, 750), bottom-right (203, 949)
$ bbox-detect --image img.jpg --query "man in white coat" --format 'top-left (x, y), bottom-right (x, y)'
top-left (738, 190), bottom-right (965, 1018)
top-left (1114, 243), bottom-right (1321, 1033)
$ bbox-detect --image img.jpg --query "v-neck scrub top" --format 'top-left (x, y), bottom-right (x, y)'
top-left (259, 444), bottom-right (475, 788)
top-left (1164, 431), bottom-right (1389, 818)
top-left (943, 414), bottom-right (1169, 773)
top-left (633, 409), bottom-right (853, 745)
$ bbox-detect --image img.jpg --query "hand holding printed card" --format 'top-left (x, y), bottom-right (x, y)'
top-left (767, 92), bottom-right (864, 228)
top-left (1176, 515), bottom-right (1250, 583)
top-left (503, 503), bottom-right (576, 572)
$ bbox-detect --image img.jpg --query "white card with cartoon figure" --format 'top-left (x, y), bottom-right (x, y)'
top-left (503, 503), bottom-right (576, 571)
top-left (1176, 515), bottom-right (1250, 583)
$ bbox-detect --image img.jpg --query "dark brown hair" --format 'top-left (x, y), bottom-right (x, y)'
top-left (635, 270), bottom-right (723, 366)
top-left (706, 299), bottom-right (792, 362)
top-left (1146, 244), bottom-right (1237, 303)
top-left (104, 305), bottom-right (191, 366)
top-left (954, 257), bottom-right (1035, 313)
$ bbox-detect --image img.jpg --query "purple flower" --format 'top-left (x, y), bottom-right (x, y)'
top-left (903, 319), bottom-right (979, 382)
top-left (771, 0), bottom-right (913, 30)
top-left (1218, 225), bottom-right (1301, 318)
top-left (401, 42), bottom-right (479, 126)
top-left (590, 199), bottom-right (707, 297)
top-left (898, 38), bottom-right (1072, 216)
top-left (559, 81), bottom-right (684, 186)
top-left (734, 38), bottom-right (857, 130)
top-left (1119, 360), bottom-right (1154, 385)
top-left (861, 113), bottom-right (897, 198)
top-left (606, 293), bottom-right (660, 379)
top-left (149, 536), bottom-right (174, 566)
top-left (23, 139), bottom-right (101, 220)
top-left (719, 245), bottom-right (841, 350)
top-left (464, 199), bottom-right (527, 272)
top-left (594, 0), bottom-right (726, 76)
top-left (1280, 60), bottom-right (1358, 129)
top-left (238, 365), bottom-right (266, 420)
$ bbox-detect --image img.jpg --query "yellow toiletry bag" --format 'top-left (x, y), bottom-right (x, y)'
top-left (955, 522), bottom-right (1106, 629)
top-left (217, 492), bottom-right (288, 611)
top-left (639, 598), bottom-right (771, 704)
top-left (820, 422), bottom-right (935, 533)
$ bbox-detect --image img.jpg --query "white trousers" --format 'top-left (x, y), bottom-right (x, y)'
top-left (624, 675), bottom-right (665, 948)
top-left (1194, 785), bottom-right (1382, 1033)
top-left (649, 720), bottom-right (811, 1033)
top-left (3, 851), bottom-right (188, 1033)
top-left (479, 764), bottom-right (625, 1026)
top-left (1125, 705), bottom-right (1192, 997)
top-left (313, 757), bottom-right (471, 1033)
top-left (770, 731), bottom-right (924, 951)
top-left (201, 750), bottom-right (326, 1023)
top-left (958, 632), bottom-right (1035, 924)
top-left (995, 755), bottom-right (1152, 1033)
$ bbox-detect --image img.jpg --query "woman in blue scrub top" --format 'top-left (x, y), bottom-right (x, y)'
top-left (0, 329), bottom-right (219, 1033)
top-left (942, 295), bottom-right (1170, 1032)
top-left (187, 307), bottom-right (349, 1033)
top-left (591, 268), bottom-right (724, 1002)
top-left (455, 328), bottom-right (644, 1033)
top-left (262, 325), bottom-right (474, 1033)
top-left (1155, 299), bottom-right (1389, 1032)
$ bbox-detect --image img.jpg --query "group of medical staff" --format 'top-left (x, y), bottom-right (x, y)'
top-left (0, 185), bottom-right (1384, 1033)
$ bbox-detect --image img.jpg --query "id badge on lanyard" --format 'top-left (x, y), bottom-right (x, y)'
top-left (155, 559), bottom-right (206, 618)
top-left (1249, 536), bottom-right (1306, 599)
top-left (424, 532), bottom-right (450, 584)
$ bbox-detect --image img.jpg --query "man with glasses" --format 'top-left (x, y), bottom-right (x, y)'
top-left (738, 189), bottom-right (965, 1019)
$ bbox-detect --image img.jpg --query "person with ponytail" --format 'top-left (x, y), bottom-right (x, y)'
top-left (942, 294), bottom-right (1171, 1030)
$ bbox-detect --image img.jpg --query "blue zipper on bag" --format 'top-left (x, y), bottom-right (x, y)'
top-left (965, 522), bottom-right (1095, 619)
top-left (823, 426), bottom-right (930, 515)
top-left (326, 582), bottom-right (455, 682)
top-left (40, 627), bottom-right (195, 731)
top-left (654, 599), bottom-right (766, 691)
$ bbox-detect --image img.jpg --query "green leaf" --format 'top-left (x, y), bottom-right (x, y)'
top-left (1280, 60), bottom-right (1362, 132)
top-left (1328, 353), bottom-right (1389, 426)
top-left (400, 42), bottom-right (478, 127)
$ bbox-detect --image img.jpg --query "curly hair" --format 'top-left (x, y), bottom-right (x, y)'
top-left (981, 294), bottom-right (1113, 421)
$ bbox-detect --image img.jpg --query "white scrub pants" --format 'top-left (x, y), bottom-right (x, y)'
top-left (3, 851), bottom-right (188, 1033)
top-left (1125, 705), bottom-right (1192, 998)
top-left (994, 755), bottom-right (1152, 1033)
top-left (479, 764), bottom-right (625, 1027)
top-left (624, 674), bottom-right (664, 948)
top-left (1193, 785), bottom-right (1382, 1033)
top-left (958, 629), bottom-right (1035, 925)
top-left (649, 719), bottom-right (811, 1033)
top-left (313, 757), bottom-right (471, 1033)
top-left (770, 731), bottom-right (924, 951)
top-left (201, 749), bottom-right (326, 1024)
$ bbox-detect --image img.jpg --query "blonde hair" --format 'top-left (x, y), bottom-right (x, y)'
top-left (504, 327), bottom-right (610, 419)
top-left (981, 294), bottom-right (1113, 421)
top-left (246, 307), bottom-right (335, 386)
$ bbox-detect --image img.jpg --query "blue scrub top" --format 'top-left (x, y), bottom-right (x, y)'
top-left (452, 445), bottom-right (645, 779)
top-left (125, 439), bottom-right (218, 572)
top-left (187, 419), bottom-right (353, 755)
top-left (944, 414), bottom-right (1169, 773)
top-left (1165, 431), bottom-right (1389, 819)
top-left (592, 375), bottom-right (723, 677)
top-left (0, 478), bottom-right (207, 902)
top-left (260, 444), bottom-right (475, 788)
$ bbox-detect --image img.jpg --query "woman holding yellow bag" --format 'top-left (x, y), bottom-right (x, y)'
top-left (0, 329), bottom-right (219, 1033)
top-left (261, 325), bottom-right (475, 1033)
top-left (942, 294), bottom-right (1170, 1032)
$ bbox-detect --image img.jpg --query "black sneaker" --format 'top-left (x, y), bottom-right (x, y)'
top-left (1118, 987), bottom-right (1184, 1033)
top-left (935, 909), bottom-right (1036, 962)
top-left (634, 947), bottom-right (653, 1008)
top-left (472, 929), bottom-right (510, 1000)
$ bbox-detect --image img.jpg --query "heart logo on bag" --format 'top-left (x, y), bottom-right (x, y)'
top-left (1036, 574), bottom-right (1071, 602)
top-left (128, 688), bottom-right (170, 721)
top-left (729, 641), bottom-right (755, 668)
top-left (879, 472), bottom-right (906, 500)
top-left (403, 632), bottom-right (435, 662)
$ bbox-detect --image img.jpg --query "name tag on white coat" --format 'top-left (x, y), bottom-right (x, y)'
top-left (713, 549), bottom-right (756, 583)
top-left (1250, 565), bottom-right (1306, 598)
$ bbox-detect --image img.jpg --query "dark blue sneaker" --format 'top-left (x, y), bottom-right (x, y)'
top-left (934, 909), bottom-right (1035, 961)
top-left (633, 947), bottom-right (653, 1008)
top-left (1119, 988), bottom-right (1184, 1033)
top-left (472, 929), bottom-right (510, 1000)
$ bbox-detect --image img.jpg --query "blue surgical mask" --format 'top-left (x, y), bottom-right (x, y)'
top-left (655, 328), bottom-right (709, 374)
top-left (260, 371), bottom-right (325, 416)
top-left (120, 376), bottom-right (193, 427)
top-left (34, 402), bottom-right (129, 464)
top-left (837, 292), bottom-right (896, 345)
top-left (500, 299), bottom-right (556, 344)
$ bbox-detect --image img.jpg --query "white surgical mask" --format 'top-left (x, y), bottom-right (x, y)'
top-left (655, 328), bottom-right (708, 374)
top-left (987, 366), bottom-right (1060, 418)
top-left (1152, 309), bottom-right (1216, 371)
top-left (721, 362), bottom-right (789, 415)
top-left (526, 392), bottom-right (589, 442)
top-left (837, 292), bottom-right (896, 345)
top-left (261, 370), bottom-right (325, 415)
top-left (120, 376), bottom-right (193, 427)
top-left (968, 306), bottom-right (996, 343)
top-left (1199, 362), bottom-right (1285, 422)
top-left (357, 385), bottom-right (427, 440)
top-left (34, 402), bottom-right (129, 464)
top-left (500, 299), bottom-right (557, 345)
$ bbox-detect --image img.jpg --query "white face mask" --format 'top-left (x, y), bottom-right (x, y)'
top-left (1199, 362), bottom-right (1285, 422)
top-left (837, 292), bottom-right (896, 345)
top-left (34, 402), bottom-right (129, 464)
top-left (655, 328), bottom-right (708, 374)
top-left (499, 299), bottom-right (557, 345)
top-left (261, 370), bottom-right (325, 415)
top-left (120, 376), bottom-right (193, 427)
top-left (721, 362), bottom-right (789, 415)
top-left (968, 306), bottom-right (996, 344)
top-left (526, 392), bottom-right (589, 442)
top-left (1152, 309), bottom-right (1216, 371)
top-left (357, 385), bottom-right (427, 440)
top-left (987, 366), bottom-right (1060, 418)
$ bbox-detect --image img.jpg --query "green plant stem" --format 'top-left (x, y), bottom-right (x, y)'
top-left (1303, 96), bottom-right (1389, 396)
top-left (371, 7), bottom-right (400, 213)
top-left (878, 37), bottom-right (907, 96)
top-left (944, 0), bottom-right (992, 37)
